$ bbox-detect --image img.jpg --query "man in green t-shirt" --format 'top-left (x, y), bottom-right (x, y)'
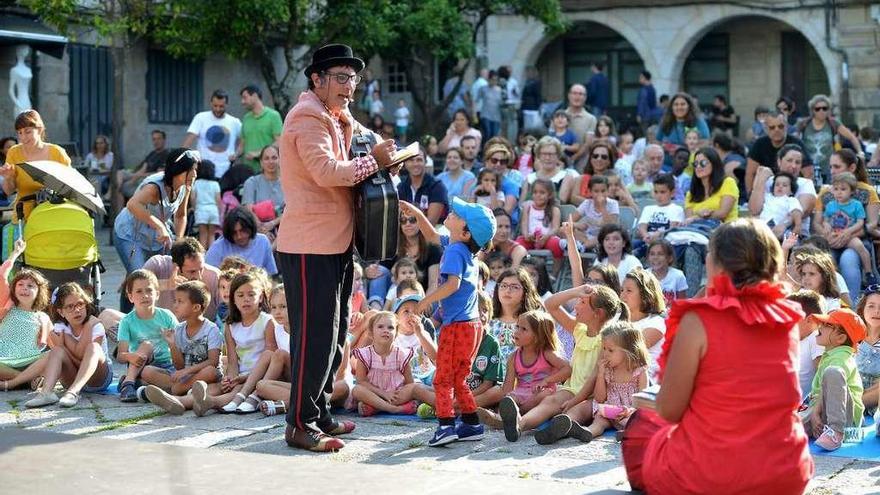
top-left (238, 85), bottom-right (283, 172)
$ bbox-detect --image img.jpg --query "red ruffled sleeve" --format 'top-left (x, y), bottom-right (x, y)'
top-left (657, 275), bottom-right (804, 379)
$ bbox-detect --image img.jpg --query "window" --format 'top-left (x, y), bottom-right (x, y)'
top-left (683, 34), bottom-right (729, 111)
top-left (386, 61), bottom-right (408, 93)
top-left (68, 44), bottom-right (113, 159)
top-left (146, 50), bottom-right (203, 124)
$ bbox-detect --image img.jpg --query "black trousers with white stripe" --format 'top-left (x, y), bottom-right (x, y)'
top-left (278, 248), bottom-right (353, 432)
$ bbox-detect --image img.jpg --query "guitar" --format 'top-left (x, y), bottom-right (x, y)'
top-left (351, 133), bottom-right (399, 262)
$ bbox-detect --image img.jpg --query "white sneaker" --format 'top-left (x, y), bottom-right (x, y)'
top-left (24, 392), bottom-right (59, 408)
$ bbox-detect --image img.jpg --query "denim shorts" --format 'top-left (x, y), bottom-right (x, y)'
top-left (83, 362), bottom-right (114, 393)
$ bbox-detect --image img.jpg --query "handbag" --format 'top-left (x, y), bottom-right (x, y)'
top-left (251, 199), bottom-right (276, 222)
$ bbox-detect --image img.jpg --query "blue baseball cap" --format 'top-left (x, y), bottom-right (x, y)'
top-left (392, 294), bottom-right (423, 313)
top-left (450, 197), bottom-right (497, 249)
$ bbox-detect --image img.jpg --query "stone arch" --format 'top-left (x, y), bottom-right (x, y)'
top-left (668, 8), bottom-right (840, 99)
top-left (521, 12), bottom-right (655, 73)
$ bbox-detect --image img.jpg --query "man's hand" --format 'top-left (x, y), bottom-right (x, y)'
top-left (371, 140), bottom-right (396, 168)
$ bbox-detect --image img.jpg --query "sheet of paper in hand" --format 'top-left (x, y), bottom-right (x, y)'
top-left (633, 384), bottom-right (660, 410)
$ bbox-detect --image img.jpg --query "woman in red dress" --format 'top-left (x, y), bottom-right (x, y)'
top-left (622, 218), bottom-right (814, 494)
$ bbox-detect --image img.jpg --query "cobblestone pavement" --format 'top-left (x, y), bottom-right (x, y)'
top-left (0, 227), bottom-right (875, 494)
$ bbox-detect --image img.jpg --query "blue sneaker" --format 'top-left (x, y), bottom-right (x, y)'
top-left (428, 425), bottom-right (458, 447)
top-left (455, 422), bottom-right (484, 441)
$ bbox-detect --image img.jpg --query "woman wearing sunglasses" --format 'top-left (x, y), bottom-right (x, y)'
top-left (363, 211), bottom-right (442, 309)
top-left (798, 94), bottom-right (863, 184)
top-left (563, 140), bottom-right (619, 207)
top-left (684, 147), bottom-right (739, 226)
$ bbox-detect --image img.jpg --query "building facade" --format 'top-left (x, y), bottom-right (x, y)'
top-left (0, 14), bottom-right (267, 167)
top-left (484, 1), bottom-right (880, 135)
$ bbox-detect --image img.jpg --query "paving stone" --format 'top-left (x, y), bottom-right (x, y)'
top-left (167, 428), bottom-right (263, 449)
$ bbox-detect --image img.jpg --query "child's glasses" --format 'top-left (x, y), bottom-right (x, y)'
top-left (498, 283), bottom-right (523, 291)
top-left (63, 301), bottom-right (86, 312)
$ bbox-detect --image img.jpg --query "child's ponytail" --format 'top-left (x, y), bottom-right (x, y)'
top-left (592, 285), bottom-right (629, 323)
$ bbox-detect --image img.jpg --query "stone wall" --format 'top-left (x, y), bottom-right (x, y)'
top-left (122, 41), bottom-right (266, 167)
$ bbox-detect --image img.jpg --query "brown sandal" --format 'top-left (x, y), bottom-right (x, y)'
top-left (30, 376), bottom-right (44, 392)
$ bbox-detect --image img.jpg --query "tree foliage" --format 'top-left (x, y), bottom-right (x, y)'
top-left (22, 0), bottom-right (565, 123)
top-left (376, 0), bottom-right (566, 134)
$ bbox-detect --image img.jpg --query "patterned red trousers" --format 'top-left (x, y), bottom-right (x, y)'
top-left (434, 321), bottom-right (481, 419)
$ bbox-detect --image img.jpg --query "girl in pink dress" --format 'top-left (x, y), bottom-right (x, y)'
top-left (586, 322), bottom-right (649, 438)
top-left (622, 219), bottom-right (813, 495)
top-left (501, 310), bottom-right (571, 412)
top-left (481, 310), bottom-right (571, 428)
top-left (350, 311), bottom-right (418, 416)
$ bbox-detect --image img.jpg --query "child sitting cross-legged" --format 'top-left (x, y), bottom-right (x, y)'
top-left (803, 309), bottom-right (866, 451)
top-left (499, 284), bottom-right (629, 443)
top-left (543, 321), bottom-right (650, 444)
top-left (478, 309), bottom-right (571, 429)
top-left (0, 240), bottom-right (55, 393)
top-left (255, 284), bottom-right (353, 418)
top-left (143, 281), bottom-right (223, 415)
top-left (350, 311), bottom-right (418, 416)
top-left (25, 282), bottom-right (114, 408)
top-left (192, 271), bottom-right (276, 415)
top-left (116, 270), bottom-right (179, 402)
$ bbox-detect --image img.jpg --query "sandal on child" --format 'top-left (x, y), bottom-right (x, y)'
top-left (58, 391), bottom-right (80, 408)
top-left (235, 394), bottom-right (260, 414)
top-left (220, 393), bottom-right (247, 414)
top-left (260, 400), bottom-right (288, 416)
top-left (30, 376), bottom-right (45, 392)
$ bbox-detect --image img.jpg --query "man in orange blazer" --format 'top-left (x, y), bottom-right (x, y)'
top-left (277, 44), bottom-right (396, 452)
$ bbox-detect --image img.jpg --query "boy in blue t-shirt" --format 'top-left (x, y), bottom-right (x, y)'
top-left (401, 197), bottom-right (497, 447)
top-left (820, 172), bottom-right (876, 286)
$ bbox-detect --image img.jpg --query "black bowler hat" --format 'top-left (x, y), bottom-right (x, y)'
top-left (303, 44), bottom-right (365, 78)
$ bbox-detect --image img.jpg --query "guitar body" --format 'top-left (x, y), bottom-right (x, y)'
top-left (352, 134), bottom-right (399, 262)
